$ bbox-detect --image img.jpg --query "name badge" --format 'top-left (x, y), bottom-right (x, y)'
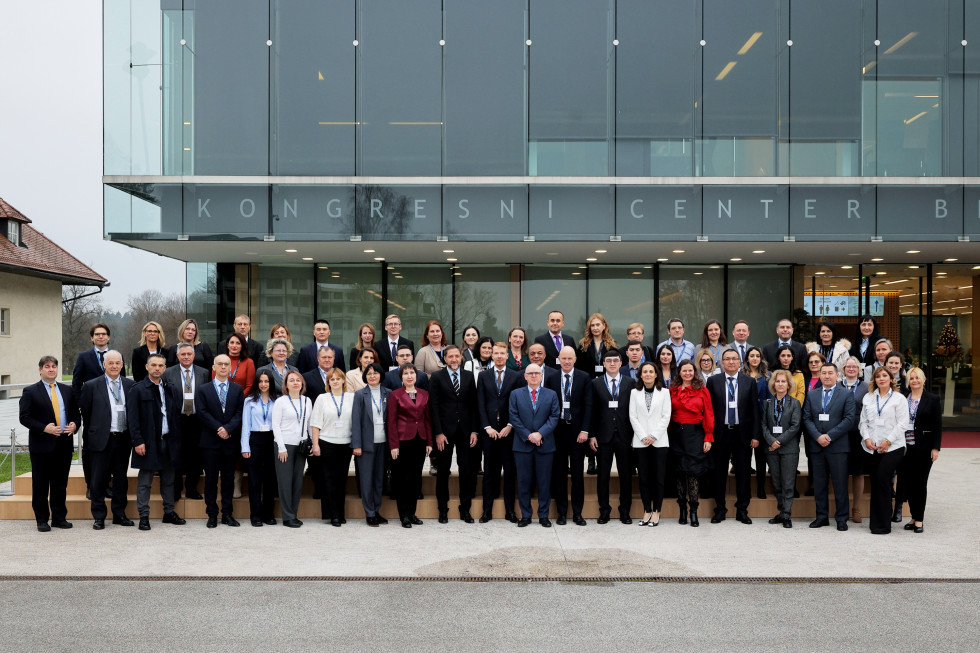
top-left (818, 413), bottom-right (830, 422)
top-left (875, 418), bottom-right (885, 426)
top-left (183, 392), bottom-right (194, 401)
top-left (728, 401), bottom-right (737, 408)
top-left (389, 366), bottom-right (399, 371)
top-left (374, 416), bottom-right (385, 425)
top-left (608, 401), bottom-right (619, 409)
top-left (594, 365), bottom-right (603, 373)
top-left (562, 401), bottom-right (570, 410)
top-left (772, 426), bottom-right (783, 434)
top-left (333, 420), bottom-right (345, 429)
top-left (555, 357), bottom-right (561, 365)
top-left (114, 405), bottom-right (126, 413)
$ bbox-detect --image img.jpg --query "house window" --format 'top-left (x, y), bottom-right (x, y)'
top-left (0, 308), bottom-right (10, 335)
top-left (5, 220), bottom-right (20, 246)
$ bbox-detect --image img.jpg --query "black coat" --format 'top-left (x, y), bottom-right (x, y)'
top-left (19, 380), bottom-right (81, 454)
top-left (79, 376), bottom-right (136, 452)
top-left (127, 378), bottom-right (183, 470)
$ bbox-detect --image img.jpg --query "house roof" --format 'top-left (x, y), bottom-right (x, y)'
top-left (0, 197), bottom-right (107, 287)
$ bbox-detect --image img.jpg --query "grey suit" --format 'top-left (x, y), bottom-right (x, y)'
top-left (802, 385), bottom-right (856, 523)
top-left (351, 385), bottom-right (391, 518)
top-left (761, 395), bottom-right (802, 518)
top-left (162, 364), bottom-right (210, 498)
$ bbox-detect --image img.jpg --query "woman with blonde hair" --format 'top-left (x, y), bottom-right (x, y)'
top-left (166, 318), bottom-right (213, 368)
top-left (695, 348), bottom-right (719, 385)
top-left (760, 369), bottom-right (802, 527)
top-left (256, 337), bottom-right (297, 393)
top-left (132, 320), bottom-right (168, 382)
top-left (577, 312), bottom-right (617, 379)
top-left (897, 367), bottom-right (941, 533)
top-left (310, 368), bottom-right (355, 526)
top-left (271, 370), bottom-right (312, 528)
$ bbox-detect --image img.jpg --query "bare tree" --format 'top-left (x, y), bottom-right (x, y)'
top-left (122, 289), bottom-right (186, 351)
top-left (62, 285), bottom-right (106, 371)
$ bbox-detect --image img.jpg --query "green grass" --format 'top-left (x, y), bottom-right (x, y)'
top-left (0, 451), bottom-right (77, 485)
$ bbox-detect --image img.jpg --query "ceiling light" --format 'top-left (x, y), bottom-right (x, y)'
top-left (730, 258), bottom-right (742, 262)
top-left (693, 272), bottom-right (703, 275)
top-left (945, 258), bottom-right (958, 262)
top-left (363, 249), bottom-right (375, 253)
top-left (586, 257), bottom-right (597, 262)
top-left (595, 249), bottom-right (607, 253)
top-left (443, 249), bottom-right (454, 253)
top-left (447, 258), bottom-right (457, 262)
top-left (374, 257), bottom-right (385, 261)
top-left (841, 265), bottom-right (853, 269)
top-left (658, 258), bottom-right (668, 262)
top-left (632, 271), bottom-right (642, 275)
top-left (908, 265), bottom-right (920, 269)
top-left (871, 258), bottom-right (884, 262)
top-left (738, 32), bottom-right (764, 55)
top-left (906, 250), bottom-right (920, 254)
top-left (673, 249), bottom-right (685, 253)
top-left (302, 257), bottom-right (313, 261)
top-left (571, 272), bottom-right (582, 275)
top-left (814, 271), bottom-right (825, 275)
top-left (752, 250), bottom-right (765, 254)
top-left (876, 271), bottom-right (887, 275)
top-left (284, 249), bottom-right (298, 253)
top-left (715, 61), bottom-right (737, 81)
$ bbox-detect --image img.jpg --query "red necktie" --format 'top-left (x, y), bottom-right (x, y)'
top-left (531, 389), bottom-right (537, 404)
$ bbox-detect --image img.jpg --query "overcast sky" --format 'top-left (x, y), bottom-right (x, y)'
top-left (0, 2), bottom-right (185, 311)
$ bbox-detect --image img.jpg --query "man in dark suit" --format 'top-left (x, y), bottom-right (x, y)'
top-left (477, 342), bottom-right (526, 522)
top-left (196, 354), bottom-right (246, 527)
top-left (510, 364), bottom-right (560, 527)
top-left (79, 350), bottom-right (136, 529)
top-left (550, 345), bottom-right (593, 525)
top-left (762, 318), bottom-right (808, 372)
top-left (620, 323), bottom-right (655, 365)
top-left (707, 348), bottom-right (760, 524)
top-left (302, 345), bottom-right (335, 401)
top-left (162, 342), bottom-right (209, 501)
top-left (217, 314), bottom-right (264, 365)
top-left (589, 349), bottom-right (634, 524)
top-left (528, 342), bottom-right (561, 388)
top-left (533, 310), bottom-right (576, 370)
top-left (376, 313), bottom-right (415, 371)
top-left (128, 353), bottom-right (185, 530)
top-left (19, 355), bottom-right (80, 531)
top-left (429, 345), bottom-right (480, 523)
top-left (382, 345), bottom-right (430, 391)
top-left (802, 362), bottom-right (856, 531)
top-left (296, 319), bottom-right (346, 374)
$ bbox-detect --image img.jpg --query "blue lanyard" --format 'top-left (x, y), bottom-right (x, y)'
top-left (907, 397), bottom-right (919, 424)
top-left (288, 396), bottom-right (305, 425)
top-left (370, 389), bottom-right (384, 416)
top-left (875, 391), bottom-right (893, 416)
top-left (229, 358), bottom-right (241, 380)
top-left (271, 364), bottom-right (286, 385)
top-left (329, 392), bottom-right (345, 418)
top-left (259, 398), bottom-right (271, 423)
top-left (431, 345), bottom-right (443, 362)
top-left (106, 376), bottom-right (122, 403)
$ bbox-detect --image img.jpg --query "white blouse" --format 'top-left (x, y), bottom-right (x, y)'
top-left (310, 391), bottom-right (355, 444)
top-left (859, 390), bottom-right (908, 453)
top-left (628, 387), bottom-right (672, 448)
top-left (271, 395), bottom-right (312, 453)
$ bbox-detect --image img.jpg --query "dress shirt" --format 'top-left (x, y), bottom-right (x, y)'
top-left (604, 374), bottom-right (623, 397)
top-left (657, 339), bottom-right (695, 363)
top-left (668, 385), bottom-right (714, 441)
top-left (152, 380), bottom-right (169, 436)
top-left (104, 375), bottom-right (127, 432)
top-left (271, 395), bottom-right (312, 452)
top-left (241, 395), bottom-right (274, 452)
top-left (310, 391), bottom-right (355, 444)
top-left (369, 386), bottom-right (386, 443)
top-left (859, 391), bottom-right (908, 453)
top-left (723, 374), bottom-right (739, 425)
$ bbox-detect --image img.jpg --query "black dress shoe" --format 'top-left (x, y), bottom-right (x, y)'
top-left (539, 518), bottom-right (552, 527)
top-left (400, 517), bottom-right (412, 528)
top-left (460, 512), bottom-right (474, 524)
top-left (366, 516), bottom-right (379, 527)
top-left (222, 515), bottom-right (240, 527)
top-left (328, 518), bottom-right (341, 527)
top-left (139, 517), bottom-right (152, 531)
top-left (295, 519), bottom-right (304, 526)
top-left (37, 522), bottom-right (51, 532)
top-left (112, 516), bottom-right (135, 527)
top-left (376, 516), bottom-right (388, 525)
top-left (517, 518), bottom-right (530, 527)
top-left (163, 512), bottom-right (186, 525)
top-left (837, 522), bottom-right (848, 532)
top-left (768, 515), bottom-right (785, 524)
top-left (914, 524), bottom-right (924, 534)
top-left (86, 489), bottom-right (91, 500)
top-left (263, 518), bottom-right (277, 526)
top-left (710, 513), bottom-right (726, 524)
top-left (783, 519), bottom-right (793, 528)
top-left (185, 491), bottom-right (204, 500)
top-left (505, 512), bottom-right (518, 523)
top-left (92, 519), bottom-right (105, 530)
top-left (586, 461), bottom-right (597, 475)
top-left (410, 516), bottom-right (423, 525)
top-left (891, 506), bottom-right (903, 522)
top-left (904, 521), bottom-right (916, 531)
top-left (736, 512), bottom-right (752, 525)
top-left (283, 519), bottom-right (302, 528)
top-left (689, 512), bottom-right (700, 527)
top-left (556, 515), bottom-right (567, 526)
top-left (573, 515), bottom-right (587, 526)
top-left (620, 516), bottom-right (632, 525)
top-left (206, 516), bottom-right (218, 528)
top-left (757, 491), bottom-right (767, 500)
top-left (597, 513), bottom-right (610, 524)
top-left (809, 518), bottom-right (829, 528)
top-left (251, 519), bottom-right (263, 527)
top-left (52, 520), bottom-right (73, 529)
top-left (479, 512), bottom-right (492, 523)
top-left (438, 511), bottom-right (449, 524)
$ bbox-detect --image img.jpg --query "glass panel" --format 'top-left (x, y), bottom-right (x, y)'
top-left (528, 186), bottom-right (614, 240)
top-left (875, 185), bottom-right (962, 240)
top-left (521, 265), bottom-right (587, 340)
top-left (357, 0), bottom-right (442, 175)
top-left (162, 6), bottom-right (188, 175)
top-left (386, 265), bottom-right (452, 350)
top-left (181, 185), bottom-right (269, 238)
top-left (452, 265), bottom-right (515, 344)
top-left (615, 186), bottom-right (701, 240)
top-left (658, 266), bottom-right (724, 354)
top-left (728, 266), bottom-right (791, 342)
top-left (528, 0), bottom-right (614, 176)
top-left (588, 265), bottom-right (655, 349)
top-left (255, 264), bottom-right (315, 342)
top-left (444, 0), bottom-right (526, 175)
top-left (962, 2), bottom-right (980, 175)
top-left (273, 0), bottom-right (355, 175)
top-left (271, 185), bottom-right (355, 240)
top-left (105, 184), bottom-right (176, 236)
top-left (616, 0), bottom-right (697, 176)
top-left (315, 264), bottom-right (383, 358)
top-left (931, 264), bottom-right (978, 429)
top-left (789, 186), bottom-right (876, 241)
top-left (355, 185), bottom-right (441, 241)
top-left (103, 0), bottom-right (132, 174)
top-left (187, 262), bottom-right (218, 347)
top-left (443, 186), bottom-right (528, 241)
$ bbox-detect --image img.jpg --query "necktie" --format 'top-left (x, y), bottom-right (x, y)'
top-left (111, 379), bottom-right (121, 402)
top-left (183, 370), bottom-right (193, 415)
top-left (451, 370), bottom-right (459, 394)
top-left (390, 342), bottom-right (398, 363)
top-left (739, 344), bottom-right (745, 361)
top-left (496, 370), bottom-right (503, 392)
top-left (553, 334), bottom-right (562, 352)
top-left (563, 373), bottom-right (571, 420)
top-left (727, 377), bottom-right (737, 424)
top-left (610, 378), bottom-right (617, 398)
top-left (530, 388), bottom-right (537, 408)
top-left (219, 382), bottom-right (227, 411)
top-left (111, 379), bottom-right (122, 430)
top-left (823, 388), bottom-right (832, 412)
top-left (49, 383), bottom-right (60, 426)
top-left (97, 350), bottom-right (105, 367)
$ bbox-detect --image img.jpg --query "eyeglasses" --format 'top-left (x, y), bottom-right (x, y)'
top-left (526, 372), bottom-right (542, 376)
top-left (143, 329), bottom-right (159, 334)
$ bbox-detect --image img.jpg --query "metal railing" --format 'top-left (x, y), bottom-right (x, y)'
top-left (0, 428), bottom-right (25, 496)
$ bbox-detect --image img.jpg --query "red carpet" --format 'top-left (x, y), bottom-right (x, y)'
top-left (942, 431), bottom-right (980, 448)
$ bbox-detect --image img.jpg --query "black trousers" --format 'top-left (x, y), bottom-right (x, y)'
top-left (810, 448), bottom-right (850, 523)
top-left (435, 431), bottom-right (479, 513)
top-left (394, 436), bottom-right (426, 518)
top-left (596, 436), bottom-right (633, 517)
top-left (869, 448), bottom-right (904, 533)
top-left (318, 440), bottom-right (352, 520)
top-left (89, 431), bottom-right (131, 520)
top-left (752, 444), bottom-right (767, 493)
top-left (899, 443), bottom-right (935, 522)
top-left (174, 413), bottom-right (202, 497)
top-left (710, 430), bottom-right (752, 513)
top-left (551, 422), bottom-right (586, 517)
top-left (29, 436), bottom-right (74, 524)
top-left (481, 432), bottom-right (516, 514)
top-left (246, 431), bottom-right (277, 521)
top-left (202, 445), bottom-right (237, 517)
top-left (636, 446), bottom-right (668, 513)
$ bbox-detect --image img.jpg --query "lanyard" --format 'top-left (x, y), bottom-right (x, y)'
top-left (875, 390), bottom-right (893, 416)
top-left (229, 358), bottom-right (241, 380)
top-left (774, 397), bottom-right (784, 423)
top-left (329, 392), bottom-right (345, 418)
top-left (259, 398), bottom-right (271, 423)
top-left (272, 364), bottom-right (286, 385)
top-left (288, 396), bottom-right (306, 425)
top-left (370, 389), bottom-right (384, 416)
top-left (843, 381), bottom-right (858, 394)
top-left (106, 376), bottom-right (122, 403)
top-left (431, 345), bottom-right (443, 362)
top-left (907, 397), bottom-right (920, 424)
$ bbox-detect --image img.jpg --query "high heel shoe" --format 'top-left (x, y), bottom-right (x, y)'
top-left (689, 502), bottom-right (699, 527)
top-left (677, 502), bottom-right (688, 525)
top-left (639, 513), bottom-right (653, 526)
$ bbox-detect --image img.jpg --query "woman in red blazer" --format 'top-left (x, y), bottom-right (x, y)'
top-left (386, 364), bottom-right (433, 527)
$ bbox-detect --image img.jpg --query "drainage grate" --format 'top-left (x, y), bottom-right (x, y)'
top-left (0, 575), bottom-right (976, 583)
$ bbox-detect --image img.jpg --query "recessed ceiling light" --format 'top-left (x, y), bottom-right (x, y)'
top-left (871, 258), bottom-right (883, 262)
top-left (453, 272), bottom-right (462, 276)
top-left (443, 249), bottom-right (454, 253)
top-left (673, 249), bottom-right (685, 253)
top-left (710, 265), bottom-right (722, 269)
top-left (876, 271), bottom-right (887, 275)
top-left (578, 266), bottom-right (587, 269)
top-left (841, 265), bottom-right (853, 269)
top-left (586, 257), bottom-right (597, 262)
top-left (908, 265), bottom-right (920, 269)
top-left (318, 266), bottom-right (329, 270)
top-left (657, 258), bottom-right (669, 262)
top-left (302, 257), bottom-right (313, 261)
top-left (447, 257), bottom-right (457, 262)
top-left (632, 271), bottom-right (642, 275)
top-left (643, 265), bottom-right (653, 269)
top-left (363, 249), bottom-right (375, 253)
top-left (752, 250), bottom-right (765, 254)
top-left (906, 250), bottom-right (920, 254)
top-left (571, 272), bottom-right (582, 275)
top-left (828, 285), bottom-right (837, 288)
top-left (693, 272), bottom-right (703, 275)
top-left (374, 257), bottom-right (385, 261)
top-left (973, 266), bottom-right (980, 270)
top-left (730, 257), bottom-right (742, 262)
top-left (937, 272), bottom-right (947, 276)
top-left (595, 249), bottom-right (607, 253)
top-left (814, 271), bottom-right (825, 275)
top-left (945, 258), bottom-right (958, 262)
top-left (284, 249), bottom-right (298, 253)
top-left (546, 252), bottom-right (558, 256)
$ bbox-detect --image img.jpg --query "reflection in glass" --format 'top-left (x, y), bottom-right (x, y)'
top-left (588, 266), bottom-right (655, 347)
top-left (386, 265), bottom-right (452, 348)
top-left (658, 266), bottom-right (724, 346)
top-left (187, 262), bottom-right (218, 348)
top-left (256, 265), bottom-right (315, 341)
top-left (727, 266), bottom-right (791, 339)
top-left (315, 265), bottom-right (382, 353)
top-left (452, 266), bottom-right (515, 343)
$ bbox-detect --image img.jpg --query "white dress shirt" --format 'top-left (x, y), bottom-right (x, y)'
top-left (310, 391), bottom-right (355, 444)
top-left (859, 390), bottom-right (908, 453)
top-left (271, 395), bottom-right (312, 452)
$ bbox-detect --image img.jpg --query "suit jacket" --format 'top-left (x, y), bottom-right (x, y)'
top-left (477, 367), bottom-right (526, 431)
top-left (575, 341), bottom-right (609, 379)
top-left (350, 385), bottom-right (391, 453)
top-left (195, 379), bottom-right (245, 450)
top-left (589, 375), bottom-right (633, 445)
top-left (428, 367), bottom-right (478, 439)
top-left (72, 349), bottom-right (126, 394)
top-left (19, 380), bottom-right (81, 454)
top-left (375, 336), bottom-right (415, 371)
top-left (255, 363), bottom-right (298, 395)
top-left (127, 378), bottom-right (182, 470)
top-left (620, 345), bottom-right (656, 367)
top-left (386, 387), bottom-right (432, 449)
top-left (762, 339), bottom-right (807, 373)
top-left (302, 368), bottom-right (330, 403)
top-left (706, 372), bottom-right (761, 446)
top-left (801, 384), bottom-right (856, 454)
top-left (533, 332), bottom-right (576, 370)
top-left (297, 342), bottom-right (347, 374)
top-left (79, 375), bottom-right (136, 451)
top-left (382, 368), bottom-right (429, 391)
top-left (510, 386), bottom-right (560, 454)
top-left (165, 342), bottom-right (214, 370)
top-left (161, 364), bottom-right (211, 413)
top-left (131, 345), bottom-right (170, 382)
top-left (760, 395), bottom-right (802, 454)
top-left (911, 391), bottom-right (942, 451)
top-left (218, 337), bottom-right (264, 365)
top-left (547, 368), bottom-right (593, 435)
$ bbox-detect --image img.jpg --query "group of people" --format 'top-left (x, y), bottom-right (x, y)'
top-left (20, 311), bottom-right (941, 535)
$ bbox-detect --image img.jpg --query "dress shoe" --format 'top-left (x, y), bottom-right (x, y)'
top-left (710, 513), bottom-right (726, 524)
top-left (914, 524), bottom-right (924, 534)
top-left (37, 522), bottom-right (51, 532)
top-left (438, 511), bottom-right (449, 524)
top-left (573, 515), bottom-right (587, 526)
top-left (837, 522), bottom-right (848, 532)
top-left (479, 512), bottom-right (492, 523)
top-left (222, 515), bottom-right (240, 527)
top-left (756, 490), bottom-right (767, 500)
top-left (418, 491), bottom-right (424, 500)
top-left (185, 491), bottom-right (204, 500)
top-left (376, 516), bottom-right (388, 525)
top-left (112, 516), bottom-right (135, 527)
top-left (251, 519), bottom-right (263, 527)
top-left (904, 521), bottom-right (916, 531)
top-left (809, 518), bottom-right (830, 528)
top-left (586, 459), bottom-right (597, 475)
top-left (460, 512), bottom-right (474, 524)
top-left (539, 518), bottom-right (552, 528)
top-left (620, 515), bottom-right (632, 525)
top-left (556, 515), bottom-right (567, 526)
top-left (596, 513), bottom-right (611, 525)
top-left (517, 518), bottom-right (531, 527)
top-left (505, 512), bottom-right (518, 523)
top-left (768, 515), bottom-right (785, 524)
top-left (206, 516), bottom-right (218, 528)
top-left (162, 512), bottom-right (186, 525)
top-left (783, 519), bottom-right (793, 528)
top-left (891, 505), bottom-right (903, 522)
top-left (283, 519), bottom-right (302, 528)
top-left (330, 518), bottom-right (342, 527)
top-left (262, 518), bottom-right (278, 526)
top-left (139, 517), bottom-right (151, 531)
top-left (340, 517), bottom-right (347, 524)
top-left (736, 512), bottom-right (752, 525)
top-left (804, 487), bottom-right (815, 497)
top-left (366, 516), bottom-right (379, 527)
top-left (92, 519), bottom-right (105, 530)
top-left (851, 508), bottom-right (863, 523)
top-left (86, 489), bottom-right (91, 500)
top-left (409, 516), bottom-right (423, 525)
top-left (400, 517), bottom-right (412, 528)
top-left (52, 520), bottom-right (73, 529)
top-left (295, 519), bottom-right (304, 526)
top-left (689, 512), bottom-right (699, 527)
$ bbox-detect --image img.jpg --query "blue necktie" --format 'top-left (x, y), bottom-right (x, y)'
top-left (727, 377), bottom-right (736, 424)
top-left (822, 388), bottom-right (832, 412)
top-left (219, 382), bottom-right (227, 411)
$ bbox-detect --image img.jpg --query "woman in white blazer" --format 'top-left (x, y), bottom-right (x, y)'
top-left (629, 362), bottom-right (672, 527)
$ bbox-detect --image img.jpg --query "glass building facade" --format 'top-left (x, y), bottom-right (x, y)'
top-left (106, 0), bottom-right (980, 428)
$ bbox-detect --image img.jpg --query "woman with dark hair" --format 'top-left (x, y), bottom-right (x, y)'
top-left (271, 370), bottom-right (312, 528)
top-left (241, 371), bottom-right (279, 526)
top-left (897, 366), bottom-right (941, 534)
top-left (849, 315), bottom-right (881, 373)
top-left (460, 325), bottom-right (481, 363)
top-left (629, 362), bottom-right (671, 527)
top-left (348, 322), bottom-right (377, 371)
top-left (351, 363), bottom-right (391, 526)
top-left (668, 359), bottom-right (714, 527)
top-left (132, 321), bottom-right (168, 382)
top-left (577, 312), bottom-right (617, 379)
top-left (415, 319), bottom-right (450, 375)
top-left (218, 332), bottom-right (255, 396)
top-left (386, 364), bottom-right (433, 527)
top-left (806, 320), bottom-right (850, 374)
top-left (699, 319), bottom-right (728, 364)
top-left (860, 366), bottom-right (908, 534)
top-left (773, 344), bottom-right (806, 406)
top-left (656, 344), bottom-right (676, 387)
top-left (463, 336), bottom-right (494, 384)
top-left (506, 326), bottom-right (530, 371)
top-left (166, 318), bottom-right (213, 368)
top-left (741, 345), bottom-right (771, 499)
top-left (803, 350), bottom-right (827, 392)
top-left (346, 347), bottom-right (378, 392)
top-left (884, 351), bottom-right (908, 394)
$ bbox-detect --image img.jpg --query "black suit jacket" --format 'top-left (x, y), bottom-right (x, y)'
top-left (195, 380), bottom-right (245, 450)
top-left (72, 349), bottom-right (127, 394)
top-left (19, 380), bottom-right (81, 454)
top-left (575, 341), bottom-right (609, 379)
top-left (911, 391), bottom-right (942, 451)
top-left (382, 368), bottom-right (429, 391)
top-left (477, 367), bottom-right (526, 431)
top-left (589, 375), bottom-right (633, 445)
top-left (549, 368), bottom-right (593, 435)
top-left (217, 337), bottom-right (264, 366)
top-left (428, 367), bottom-right (478, 439)
top-left (706, 372), bottom-right (761, 446)
top-left (131, 345), bottom-right (170, 382)
top-left (762, 339), bottom-right (807, 373)
top-left (297, 342), bottom-right (347, 374)
top-left (302, 368), bottom-right (328, 403)
top-left (375, 336), bottom-right (416, 370)
top-left (127, 378), bottom-right (182, 470)
top-left (533, 332), bottom-right (576, 370)
top-left (166, 342), bottom-right (214, 370)
top-left (79, 375), bottom-right (136, 451)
